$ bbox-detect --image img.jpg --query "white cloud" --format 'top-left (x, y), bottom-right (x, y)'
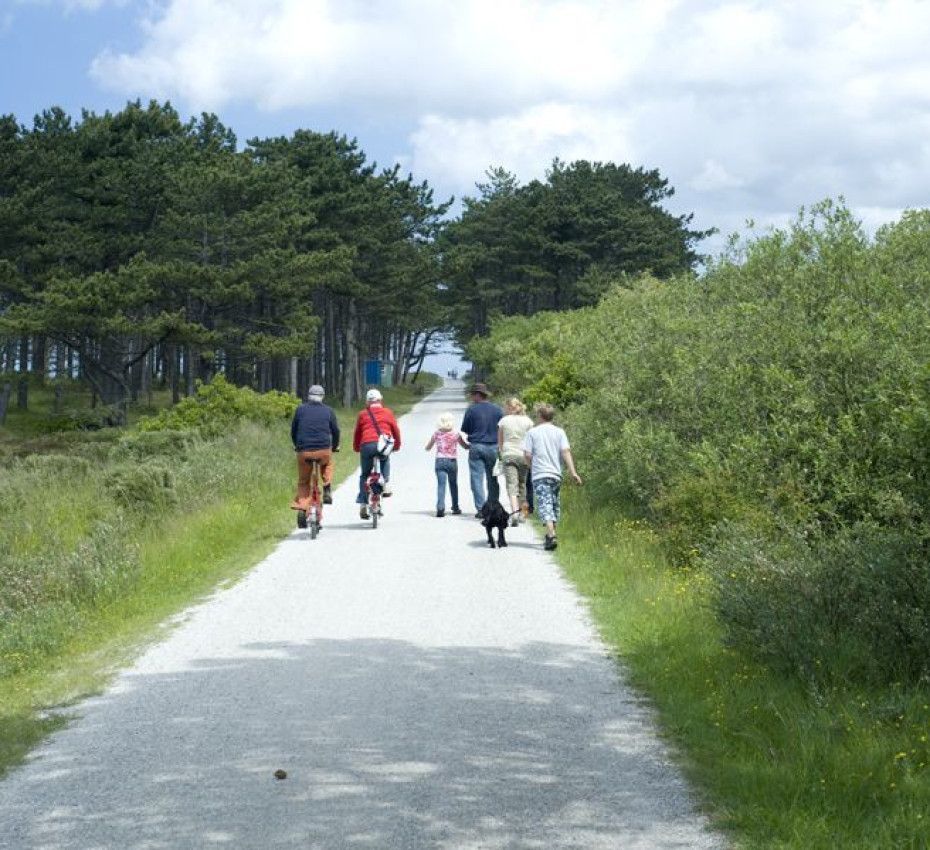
top-left (409, 103), bottom-right (634, 196)
top-left (87, 0), bottom-right (930, 243)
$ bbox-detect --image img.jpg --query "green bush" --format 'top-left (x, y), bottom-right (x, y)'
top-left (706, 523), bottom-right (930, 684)
top-left (110, 429), bottom-right (199, 463)
top-left (105, 461), bottom-right (177, 511)
top-left (35, 406), bottom-right (123, 434)
top-left (473, 200), bottom-right (930, 684)
top-left (139, 375), bottom-right (298, 434)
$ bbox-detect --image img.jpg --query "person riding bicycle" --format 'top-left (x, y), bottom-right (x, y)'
top-left (291, 384), bottom-right (340, 510)
top-left (353, 388), bottom-right (402, 519)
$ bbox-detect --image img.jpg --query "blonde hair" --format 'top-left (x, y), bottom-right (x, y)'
top-left (506, 397), bottom-right (526, 415)
top-left (437, 412), bottom-right (455, 431)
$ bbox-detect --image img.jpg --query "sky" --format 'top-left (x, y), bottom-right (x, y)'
top-left (2, 0), bottom-right (930, 298)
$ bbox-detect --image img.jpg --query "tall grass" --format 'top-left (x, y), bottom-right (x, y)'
top-left (557, 489), bottom-right (930, 849)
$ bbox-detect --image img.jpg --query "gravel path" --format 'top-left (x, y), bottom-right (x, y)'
top-left (0, 382), bottom-right (724, 849)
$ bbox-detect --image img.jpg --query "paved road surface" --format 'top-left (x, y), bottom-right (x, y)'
top-left (0, 382), bottom-right (724, 849)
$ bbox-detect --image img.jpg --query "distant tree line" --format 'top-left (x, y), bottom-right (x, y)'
top-left (0, 99), bottom-right (708, 417)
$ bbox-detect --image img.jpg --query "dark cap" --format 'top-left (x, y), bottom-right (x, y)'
top-left (469, 382), bottom-right (491, 397)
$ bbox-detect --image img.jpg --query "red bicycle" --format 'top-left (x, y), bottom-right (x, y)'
top-left (364, 455), bottom-right (384, 529)
top-left (295, 457), bottom-right (324, 539)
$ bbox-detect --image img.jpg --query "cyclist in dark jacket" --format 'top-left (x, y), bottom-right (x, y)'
top-left (291, 385), bottom-right (340, 507)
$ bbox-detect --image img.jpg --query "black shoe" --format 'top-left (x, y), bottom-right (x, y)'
top-left (323, 485), bottom-right (332, 505)
top-left (436, 509), bottom-right (445, 517)
top-left (451, 507), bottom-right (462, 515)
top-left (474, 511), bottom-right (483, 519)
top-left (544, 535), bottom-right (557, 551)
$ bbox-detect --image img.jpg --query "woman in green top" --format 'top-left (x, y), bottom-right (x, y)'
top-left (497, 397), bottom-right (534, 525)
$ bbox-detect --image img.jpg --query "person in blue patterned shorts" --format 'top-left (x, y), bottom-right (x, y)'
top-left (522, 402), bottom-right (582, 551)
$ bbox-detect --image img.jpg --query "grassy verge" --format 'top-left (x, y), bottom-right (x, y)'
top-left (555, 489), bottom-right (929, 849)
top-left (0, 376), bottom-right (439, 777)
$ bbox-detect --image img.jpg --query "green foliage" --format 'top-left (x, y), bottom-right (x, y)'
top-left (474, 200), bottom-right (930, 685)
top-left (442, 160), bottom-right (712, 343)
top-left (138, 375), bottom-right (298, 434)
top-left (105, 461), bottom-right (177, 511)
top-left (522, 354), bottom-right (584, 409)
top-left (708, 523), bottom-right (930, 684)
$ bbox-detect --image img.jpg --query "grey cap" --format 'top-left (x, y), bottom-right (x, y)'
top-left (307, 384), bottom-right (325, 400)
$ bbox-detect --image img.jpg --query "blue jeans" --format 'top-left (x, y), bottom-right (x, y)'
top-left (435, 458), bottom-right (459, 511)
top-left (468, 443), bottom-right (499, 510)
top-left (357, 442), bottom-right (391, 504)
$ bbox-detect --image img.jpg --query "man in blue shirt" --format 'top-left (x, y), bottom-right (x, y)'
top-left (291, 384), bottom-right (340, 507)
top-left (460, 382), bottom-right (503, 516)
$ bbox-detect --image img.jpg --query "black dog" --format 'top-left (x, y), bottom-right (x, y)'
top-left (479, 500), bottom-right (509, 548)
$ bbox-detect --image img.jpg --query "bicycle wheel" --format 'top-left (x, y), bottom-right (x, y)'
top-left (296, 510), bottom-right (308, 529)
top-left (310, 516), bottom-right (320, 539)
top-left (371, 498), bottom-right (379, 529)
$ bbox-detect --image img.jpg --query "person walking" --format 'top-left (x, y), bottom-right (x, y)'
top-left (353, 388), bottom-right (402, 520)
top-left (497, 397), bottom-right (534, 525)
top-left (460, 382), bottom-right (503, 517)
top-left (522, 402), bottom-right (582, 551)
top-left (290, 384), bottom-right (340, 509)
top-left (424, 412), bottom-right (468, 517)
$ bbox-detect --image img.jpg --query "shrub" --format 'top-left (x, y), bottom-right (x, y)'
top-left (706, 523), bottom-right (930, 684)
top-left (473, 200), bottom-right (930, 684)
top-left (36, 406), bottom-right (123, 433)
top-left (139, 375), bottom-right (298, 434)
top-left (110, 429), bottom-right (199, 463)
top-left (105, 461), bottom-right (177, 511)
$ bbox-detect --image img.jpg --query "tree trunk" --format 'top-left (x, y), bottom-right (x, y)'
top-left (141, 349), bottom-right (153, 406)
top-left (171, 345), bottom-right (181, 404)
top-left (342, 299), bottom-right (359, 408)
top-left (31, 335), bottom-right (46, 377)
top-left (184, 345), bottom-right (196, 397)
top-left (0, 382), bottom-right (11, 424)
top-left (16, 375), bottom-right (28, 410)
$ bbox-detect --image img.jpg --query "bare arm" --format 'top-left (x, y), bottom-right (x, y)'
top-left (561, 448), bottom-right (583, 485)
top-left (497, 424), bottom-right (504, 453)
top-left (425, 435), bottom-right (435, 451)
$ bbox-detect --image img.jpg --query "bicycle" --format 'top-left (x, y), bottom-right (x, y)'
top-left (295, 457), bottom-right (324, 539)
top-left (364, 455), bottom-right (385, 529)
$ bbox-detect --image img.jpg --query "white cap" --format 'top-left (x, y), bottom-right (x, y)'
top-left (366, 388), bottom-right (382, 403)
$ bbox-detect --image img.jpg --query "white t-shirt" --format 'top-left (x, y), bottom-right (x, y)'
top-left (498, 414), bottom-right (534, 462)
top-left (522, 422), bottom-right (570, 481)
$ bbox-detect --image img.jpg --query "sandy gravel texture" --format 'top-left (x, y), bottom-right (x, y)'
top-left (0, 382), bottom-right (725, 849)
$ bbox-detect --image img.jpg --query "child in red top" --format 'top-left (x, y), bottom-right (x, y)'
top-left (424, 411), bottom-right (468, 517)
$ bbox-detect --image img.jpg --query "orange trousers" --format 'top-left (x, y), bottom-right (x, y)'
top-left (292, 449), bottom-right (333, 509)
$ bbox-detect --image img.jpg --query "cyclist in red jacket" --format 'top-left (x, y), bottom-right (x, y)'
top-left (353, 388), bottom-right (402, 519)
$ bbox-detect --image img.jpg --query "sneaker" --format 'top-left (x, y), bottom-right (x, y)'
top-left (451, 507), bottom-right (462, 515)
top-left (360, 505), bottom-right (370, 520)
top-left (436, 509), bottom-right (445, 518)
top-left (510, 515), bottom-right (519, 527)
top-left (323, 485), bottom-right (333, 505)
top-left (382, 483), bottom-right (393, 497)
top-left (474, 511), bottom-right (483, 519)
top-left (544, 535), bottom-right (557, 551)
